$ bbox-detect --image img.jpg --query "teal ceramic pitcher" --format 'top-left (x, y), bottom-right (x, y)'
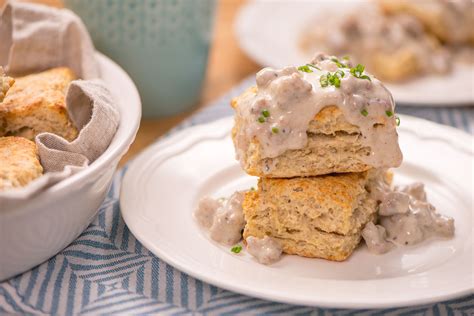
top-left (65, 0), bottom-right (216, 117)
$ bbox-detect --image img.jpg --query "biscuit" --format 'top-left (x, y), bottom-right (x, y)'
top-left (0, 68), bottom-right (14, 103)
top-left (242, 171), bottom-right (387, 261)
top-left (232, 87), bottom-right (391, 177)
top-left (299, 7), bottom-right (452, 82)
top-left (379, 0), bottom-right (474, 45)
top-left (0, 67), bottom-right (78, 141)
top-left (255, 172), bottom-right (378, 235)
top-left (243, 190), bottom-right (371, 261)
top-left (0, 136), bottom-right (43, 190)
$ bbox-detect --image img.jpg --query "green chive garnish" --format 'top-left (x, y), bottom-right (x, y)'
top-left (395, 116), bottom-right (400, 126)
top-left (386, 110), bottom-right (393, 117)
top-left (231, 245), bottom-right (242, 253)
top-left (361, 109), bottom-right (368, 116)
top-left (307, 64), bottom-right (321, 71)
top-left (298, 65), bottom-right (312, 73)
top-left (320, 70), bottom-right (345, 88)
top-left (272, 127), bottom-right (279, 134)
top-left (258, 116), bottom-right (265, 123)
top-left (262, 110), bottom-right (270, 117)
top-left (331, 57), bottom-right (347, 68)
top-left (320, 74), bottom-right (329, 87)
top-left (298, 64), bottom-right (321, 73)
top-left (330, 74), bottom-right (341, 88)
top-left (350, 64), bottom-right (371, 81)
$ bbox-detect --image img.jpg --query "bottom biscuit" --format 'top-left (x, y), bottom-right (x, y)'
top-left (243, 190), bottom-right (372, 261)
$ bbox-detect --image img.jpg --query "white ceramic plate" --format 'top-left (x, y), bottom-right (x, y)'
top-left (120, 116), bottom-right (473, 308)
top-left (234, 0), bottom-right (474, 106)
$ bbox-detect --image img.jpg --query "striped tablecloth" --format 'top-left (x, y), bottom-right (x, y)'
top-left (1, 76), bottom-right (473, 315)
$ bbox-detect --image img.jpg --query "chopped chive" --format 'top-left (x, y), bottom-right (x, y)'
top-left (271, 127), bottom-right (279, 134)
top-left (395, 116), bottom-right (400, 126)
top-left (231, 245), bottom-right (242, 253)
top-left (262, 110), bottom-right (270, 117)
top-left (320, 74), bottom-right (329, 87)
top-left (343, 55), bottom-right (350, 60)
top-left (350, 64), bottom-right (371, 81)
top-left (330, 75), bottom-right (341, 88)
top-left (331, 57), bottom-right (347, 68)
top-left (298, 64), bottom-right (321, 73)
top-left (320, 70), bottom-right (345, 88)
top-left (298, 65), bottom-right (312, 73)
top-left (307, 64), bottom-right (321, 71)
top-left (250, 187), bottom-right (255, 191)
top-left (361, 109), bottom-right (368, 116)
top-left (257, 116), bottom-right (265, 123)
top-left (385, 110), bottom-right (393, 117)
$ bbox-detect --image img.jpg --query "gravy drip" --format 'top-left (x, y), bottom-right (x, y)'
top-left (246, 236), bottom-right (283, 265)
top-left (194, 192), bottom-right (246, 246)
top-left (363, 181), bottom-right (454, 254)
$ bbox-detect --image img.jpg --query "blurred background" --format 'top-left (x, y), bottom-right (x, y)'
top-left (2, 0), bottom-right (472, 165)
top-left (110, 0), bottom-right (259, 164)
top-left (1, 0), bottom-right (260, 164)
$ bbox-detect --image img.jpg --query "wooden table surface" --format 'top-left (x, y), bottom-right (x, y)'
top-left (119, 0), bottom-right (259, 165)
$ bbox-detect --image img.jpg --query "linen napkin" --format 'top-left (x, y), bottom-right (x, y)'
top-left (0, 2), bottom-right (120, 203)
top-left (0, 1), bottom-right (98, 78)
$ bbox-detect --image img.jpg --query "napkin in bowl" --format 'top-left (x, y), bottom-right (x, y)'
top-left (0, 1), bottom-right (98, 78)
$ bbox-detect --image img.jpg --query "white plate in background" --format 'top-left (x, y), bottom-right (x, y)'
top-left (120, 116), bottom-right (473, 308)
top-left (234, 0), bottom-right (474, 106)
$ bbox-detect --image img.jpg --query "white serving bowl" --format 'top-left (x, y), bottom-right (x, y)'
top-left (0, 53), bottom-right (141, 281)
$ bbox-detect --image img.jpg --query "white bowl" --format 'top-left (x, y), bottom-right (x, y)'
top-left (0, 53), bottom-right (141, 281)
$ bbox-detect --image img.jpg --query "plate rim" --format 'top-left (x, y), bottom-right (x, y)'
top-left (120, 115), bottom-right (473, 309)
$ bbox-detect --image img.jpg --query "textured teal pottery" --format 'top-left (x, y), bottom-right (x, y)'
top-left (65, 0), bottom-right (216, 117)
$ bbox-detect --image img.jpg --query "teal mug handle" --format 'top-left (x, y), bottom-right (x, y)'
top-left (64, 0), bottom-right (216, 117)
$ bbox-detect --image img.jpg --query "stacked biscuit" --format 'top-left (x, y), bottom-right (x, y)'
top-left (0, 67), bottom-right (78, 190)
top-left (231, 57), bottom-right (402, 261)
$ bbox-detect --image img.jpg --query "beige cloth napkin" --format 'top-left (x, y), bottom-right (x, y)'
top-left (0, 1), bottom-right (98, 79)
top-left (0, 2), bottom-right (120, 202)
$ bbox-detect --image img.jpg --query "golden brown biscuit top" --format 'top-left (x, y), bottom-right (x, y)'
top-left (0, 136), bottom-right (43, 190)
top-left (260, 172), bottom-right (370, 210)
top-left (1, 67), bottom-right (76, 112)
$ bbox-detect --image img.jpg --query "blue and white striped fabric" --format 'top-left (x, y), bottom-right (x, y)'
top-left (1, 76), bottom-right (473, 315)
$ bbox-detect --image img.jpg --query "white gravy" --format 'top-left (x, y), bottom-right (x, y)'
top-left (362, 181), bottom-right (455, 254)
top-left (234, 54), bottom-right (402, 169)
top-left (299, 6), bottom-right (455, 78)
top-left (245, 236), bottom-right (283, 265)
top-left (194, 192), bottom-right (246, 246)
top-left (361, 222), bottom-right (394, 254)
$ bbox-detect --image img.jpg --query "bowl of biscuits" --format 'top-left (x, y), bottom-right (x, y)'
top-left (0, 1), bottom-right (141, 281)
top-left (0, 54), bottom-right (141, 281)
